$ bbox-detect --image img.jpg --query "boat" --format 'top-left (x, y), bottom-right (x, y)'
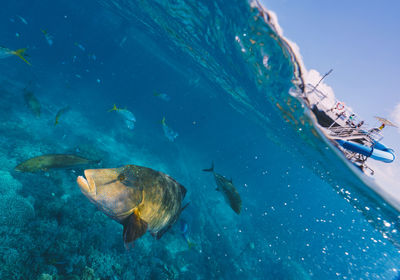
top-left (300, 70), bottom-right (397, 175)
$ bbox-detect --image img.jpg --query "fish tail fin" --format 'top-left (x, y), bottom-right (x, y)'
top-left (108, 104), bottom-right (118, 112)
top-left (202, 161), bottom-right (214, 172)
top-left (12, 48), bottom-right (31, 65)
top-left (122, 209), bottom-right (148, 248)
top-left (161, 116), bottom-right (166, 125)
top-left (54, 118), bottom-right (59, 126)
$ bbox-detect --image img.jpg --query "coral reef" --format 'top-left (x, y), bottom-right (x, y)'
top-left (0, 194), bottom-right (35, 228)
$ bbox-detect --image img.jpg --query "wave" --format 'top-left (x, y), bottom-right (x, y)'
top-left (97, 0), bottom-right (400, 249)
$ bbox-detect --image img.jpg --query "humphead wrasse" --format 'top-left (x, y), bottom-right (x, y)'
top-left (77, 164), bottom-right (188, 247)
top-left (24, 90), bottom-right (41, 117)
top-left (0, 46), bottom-right (31, 65)
top-left (15, 154), bottom-right (98, 172)
top-left (203, 162), bottom-right (242, 214)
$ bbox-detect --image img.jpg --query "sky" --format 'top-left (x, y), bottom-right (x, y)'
top-left (261, 1), bottom-right (400, 192)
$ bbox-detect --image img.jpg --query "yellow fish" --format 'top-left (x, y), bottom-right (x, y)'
top-left (108, 104), bottom-right (120, 112)
top-left (0, 46), bottom-right (31, 65)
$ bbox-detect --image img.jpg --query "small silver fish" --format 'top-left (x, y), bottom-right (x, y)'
top-left (108, 104), bottom-right (136, 130)
top-left (41, 30), bottom-right (54, 46)
top-left (17, 15), bottom-right (28, 25)
top-left (74, 42), bottom-right (85, 51)
top-left (161, 117), bottom-right (178, 142)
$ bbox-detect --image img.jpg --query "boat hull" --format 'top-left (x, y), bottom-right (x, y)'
top-left (335, 139), bottom-right (395, 163)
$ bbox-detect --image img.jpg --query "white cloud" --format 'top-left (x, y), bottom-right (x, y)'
top-left (305, 70), bottom-right (335, 103)
top-left (391, 103), bottom-right (400, 133)
top-left (253, 2), bottom-right (349, 114)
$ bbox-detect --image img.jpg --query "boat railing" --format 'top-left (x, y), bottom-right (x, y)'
top-left (328, 125), bottom-right (383, 143)
top-left (328, 126), bottom-right (367, 138)
top-left (366, 129), bottom-right (384, 143)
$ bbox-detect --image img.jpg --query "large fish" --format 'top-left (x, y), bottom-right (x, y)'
top-left (76, 164), bottom-right (187, 246)
top-left (15, 154), bottom-right (98, 172)
top-left (203, 162), bottom-right (242, 214)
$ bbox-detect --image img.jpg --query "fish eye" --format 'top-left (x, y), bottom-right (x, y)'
top-left (118, 174), bottom-right (126, 181)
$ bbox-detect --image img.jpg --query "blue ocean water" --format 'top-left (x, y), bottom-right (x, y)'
top-left (1, 0), bottom-right (400, 279)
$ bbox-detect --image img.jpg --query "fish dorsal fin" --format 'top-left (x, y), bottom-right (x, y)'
top-left (180, 184), bottom-right (187, 198)
top-left (122, 208), bottom-right (148, 248)
top-left (108, 104), bottom-right (118, 112)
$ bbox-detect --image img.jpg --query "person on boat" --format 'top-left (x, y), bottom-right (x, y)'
top-left (370, 123), bottom-right (385, 132)
top-left (355, 120), bottom-right (364, 129)
top-left (369, 122), bottom-right (385, 134)
top-left (346, 114), bottom-right (356, 127)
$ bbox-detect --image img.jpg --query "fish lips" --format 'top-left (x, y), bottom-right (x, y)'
top-left (77, 169), bottom-right (97, 198)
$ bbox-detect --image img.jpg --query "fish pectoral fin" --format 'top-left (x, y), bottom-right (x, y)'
top-left (122, 209), bottom-right (148, 246)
